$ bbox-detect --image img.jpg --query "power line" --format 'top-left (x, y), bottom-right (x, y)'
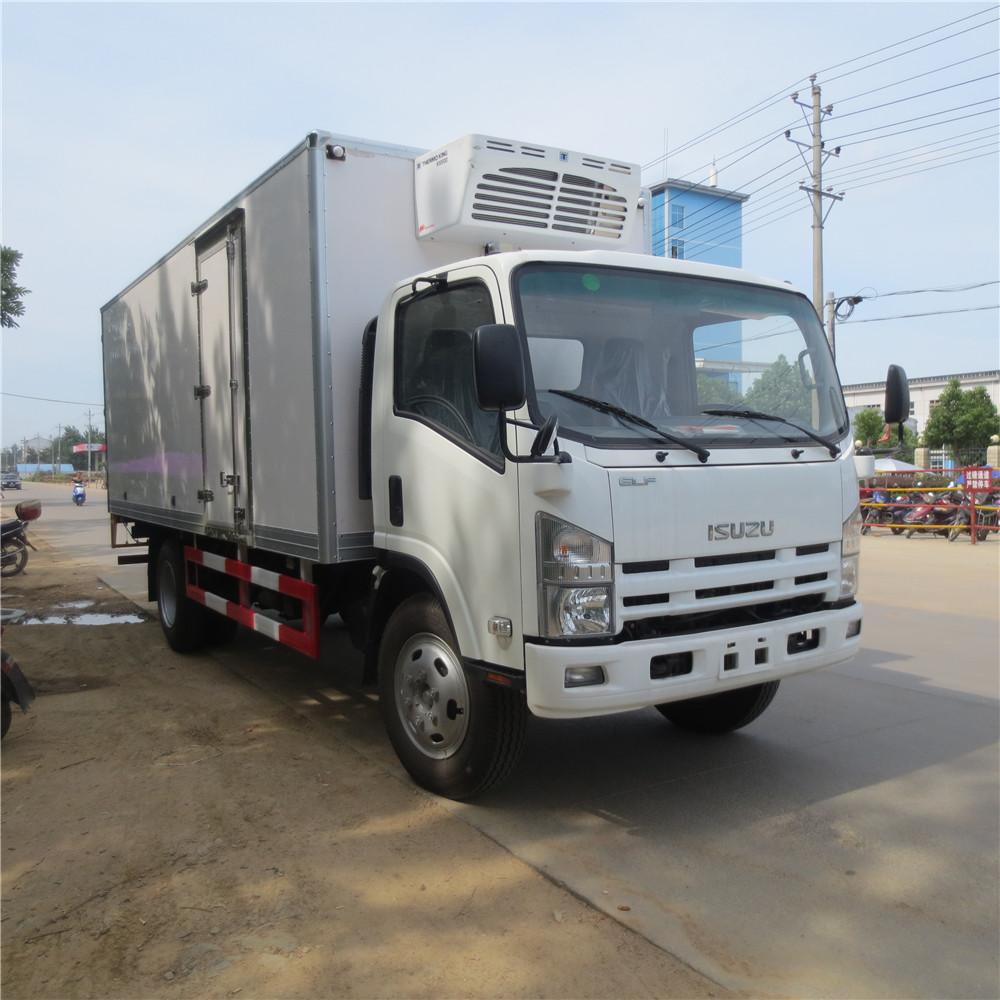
top-left (871, 281), bottom-right (1000, 297)
top-left (788, 77), bottom-right (1000, 131)
top-left (821, 14), bottom-right (1000, 86)
top-left (679, 130), bottom-right (999, 246)
top-left (2, 391), bottom-right (104, 407)
top-left (828, 99), bottom-right (1000, 143)
top-left (835, 49), bottom-right (1000, 105)
top-left (826, 125), bottom-right (999, 173)
top-left (826, 139), bottom-right (1000, 186)
top-left (836, 105), bottom-right (1000, 147)
top-left (646, 8), bottom-right (998, 179)
top-left (815, 5), bottom-right (998, 78)
top-left (840, 305), bottom-right (1000, 323)
top-left (845, 147), bottom-right (999, 191)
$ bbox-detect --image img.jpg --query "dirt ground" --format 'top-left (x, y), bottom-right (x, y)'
top-left (1, 531), bottom-right (729, 999)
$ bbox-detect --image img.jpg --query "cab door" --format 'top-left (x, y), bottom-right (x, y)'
top-left (376, 265), bottom-right (523, 669)
top-left (194, 222), bottom-right (248, 535)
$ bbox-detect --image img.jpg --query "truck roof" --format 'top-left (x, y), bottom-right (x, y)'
top-left (398, 248), bottom-right (808, 300)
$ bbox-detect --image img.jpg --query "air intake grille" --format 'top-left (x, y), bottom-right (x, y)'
top-left (472, 165), bottom-right (630, 240)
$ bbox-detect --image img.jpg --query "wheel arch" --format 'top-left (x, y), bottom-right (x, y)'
top-left (364, 553), bottom-right (465, 685)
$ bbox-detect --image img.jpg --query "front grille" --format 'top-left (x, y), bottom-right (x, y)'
top-left (618, 542), bottom-right (838, 620)
top-left (696, 580), bottom-right (774, 600)
top-left (695, 550), bottom-right (775, 568)
top-left (622, 594), bottom-right (829, 642)
top-left (623, 559), bottom-right (670, 574)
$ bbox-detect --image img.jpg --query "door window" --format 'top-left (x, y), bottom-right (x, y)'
top-left (394, 281), bottom-right (502, 462)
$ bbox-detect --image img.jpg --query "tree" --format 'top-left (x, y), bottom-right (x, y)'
top-left (853, 408), bottom-right (885, 448)
top-left (696, 372), bottom-right (742, 406)
top-left (743, 354), bottom-right (810, 422)
top-left (923, 378), bottom-right (1000, 460)
top-left (1, 246), bottom-right (30, 328)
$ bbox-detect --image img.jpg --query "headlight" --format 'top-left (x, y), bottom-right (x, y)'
top-left (537, 514), bottom-right (614, 637)
top-left (840, 504), bottom-right (862, 598)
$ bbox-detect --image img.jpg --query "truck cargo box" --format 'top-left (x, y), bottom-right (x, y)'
top-left (101, 132), bottom-right (476, 563)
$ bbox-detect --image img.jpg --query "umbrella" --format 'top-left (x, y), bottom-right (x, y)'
top-left (874, 457), bottom-right (919, 472)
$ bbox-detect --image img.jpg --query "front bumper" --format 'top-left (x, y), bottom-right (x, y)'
top-left (525, 602), bottom-right (862, 718)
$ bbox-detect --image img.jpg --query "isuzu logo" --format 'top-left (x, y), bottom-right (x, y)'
top-left (708, 520), bottom-right (775, 541)
top-left (619, 476), bottom-right (656, 487)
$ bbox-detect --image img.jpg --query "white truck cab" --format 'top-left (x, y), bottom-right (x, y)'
top-left (102, 132), bottom-right (909, 798)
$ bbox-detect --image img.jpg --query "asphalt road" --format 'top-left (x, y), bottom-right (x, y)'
top-left (17, 482), bottom-right (1000, 998)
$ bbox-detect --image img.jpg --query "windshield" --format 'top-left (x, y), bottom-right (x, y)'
top-left (514, 263), bottom-right (849, 450)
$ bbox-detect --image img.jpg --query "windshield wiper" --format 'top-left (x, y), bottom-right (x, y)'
top-left (550, 390), bottom-right (710, 463)
top-left (701, 407), bottom-right (840, 457)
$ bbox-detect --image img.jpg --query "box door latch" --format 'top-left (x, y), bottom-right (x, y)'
top-left (193, 384), bottom-right (211, 399)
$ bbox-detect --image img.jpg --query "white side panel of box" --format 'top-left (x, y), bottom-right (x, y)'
top-left (242, 149), bottom-right (320, 557)
top-left (321, 137), bottom-right (477, 555)
top-left (103, 244), bottom-right (205, 530)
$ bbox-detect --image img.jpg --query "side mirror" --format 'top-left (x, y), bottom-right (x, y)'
top-left (473, 324), bottom-right (526, 412)
top-left (884, 364), bottom-right (910, 425)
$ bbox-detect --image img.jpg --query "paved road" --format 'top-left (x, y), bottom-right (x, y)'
top-left (20, 482), bottom-right (1000, 998)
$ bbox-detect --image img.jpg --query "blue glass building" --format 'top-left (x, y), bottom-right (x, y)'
top-left (650, 178), bottom-right (750, 387)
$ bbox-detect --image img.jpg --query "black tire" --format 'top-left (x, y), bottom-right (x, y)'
top-left (977, 529), bottom-right (989, 542)
top-left (156, 539), bottom-right (210, 653)
top-left (656, 680), bottom-right (780, 733)
top-left (1, 540), bottom-right (28, 577)
top-left (1, 695), bottom-right (11, 739)
top-left (378, 594), bottom-right (527, 800)
top-left (891, 526), bottom-right (904, 535)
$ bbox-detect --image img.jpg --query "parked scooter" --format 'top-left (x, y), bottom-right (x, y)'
top-left (1, 613), bottom-right (35, 739)
top-left (1, 500), bottom-right (41, 577)
top-left (72, 480), bottom-right (86, 506)
top-left (950, 489), bottom-right (1000, 542)
top-left (904, 490), bottom-right (960, 539)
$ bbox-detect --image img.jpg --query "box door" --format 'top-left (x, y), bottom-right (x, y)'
top-left (195, 225), bottom-right (248, 534)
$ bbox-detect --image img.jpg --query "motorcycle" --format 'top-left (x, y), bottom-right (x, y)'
top-left (861, 488), bottom-right (889, 535)
top-left (1, 500), bottom-right (41, 577)
top-left (1, 612), bottom-right (35, 739)
top-left (72, 481), bottom-right (86, 506)
top-left (950, 489), bottom-right (999, 542)
top-left (904, 490), bottom-right (960, 539)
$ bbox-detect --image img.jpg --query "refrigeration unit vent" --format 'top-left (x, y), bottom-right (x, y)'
top-left (414, 134), bottom-right (641, 250)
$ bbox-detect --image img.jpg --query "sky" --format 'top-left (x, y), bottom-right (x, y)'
top-left (2, 1), bottom-right (998, 448)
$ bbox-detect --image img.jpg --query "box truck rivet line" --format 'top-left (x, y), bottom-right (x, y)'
top-left (102, 130), bottom-right (909, 799)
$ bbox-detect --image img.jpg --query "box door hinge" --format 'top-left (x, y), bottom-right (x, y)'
top-left (193, 384), bottom-right (212, 400)
top-left (191, 278), bottom-right (208, 296)
top-left (226, 238), bottom-right (236, 262)
top-left (197, 489), bottom-right (215, 502)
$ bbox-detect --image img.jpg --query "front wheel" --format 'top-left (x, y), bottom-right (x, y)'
top-left (656, 681), bottom-right (780, 733)
top-left (378, 594), bottom-right (527, 799)
top-left (1, 540), bottom-right (28, 577)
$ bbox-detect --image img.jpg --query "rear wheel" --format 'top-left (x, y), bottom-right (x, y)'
top-left (378, 594), bottom-right (527, 799)
top-left (656, 681), bottom-right (780, 733)
top-left (156, 539), bottom-right (210, 653)
top-left (1, 540), bottom-right (28, 577)
top-left (1, 695), bottom-right (11, 739)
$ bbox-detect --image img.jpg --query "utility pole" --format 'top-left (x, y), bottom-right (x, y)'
top-left (86, 408), bottom-right (94, 479)
top-left (826, 292), bottom-right (836, 362)
top-left (787, 77), bottom-right (845, 333)
top-left (826, 291), bottom-right (865, 363)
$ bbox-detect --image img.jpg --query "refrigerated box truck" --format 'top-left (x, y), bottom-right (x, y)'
top-left (101, 130), bottom-right (909, 798)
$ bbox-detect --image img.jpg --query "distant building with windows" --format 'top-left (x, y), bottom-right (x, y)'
top-left (842, 369), bottom-right (1000, 434)
top-left (649, 177), bottom-right (749, 268)
top-left (650, 178), bottom-right (750, 388)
